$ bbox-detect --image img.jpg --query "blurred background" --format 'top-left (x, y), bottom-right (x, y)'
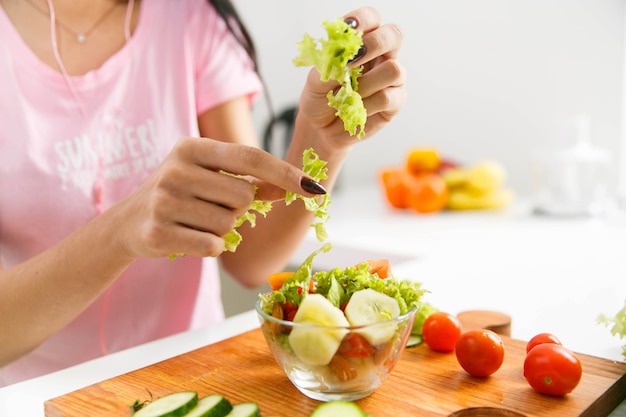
top-left (222, 0), bottom-right (626, 316)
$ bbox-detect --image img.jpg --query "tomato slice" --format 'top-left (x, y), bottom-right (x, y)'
top-left (524, 343), bottom-right (582, 396)
top-left (337, 333), bottom-right (376, 358)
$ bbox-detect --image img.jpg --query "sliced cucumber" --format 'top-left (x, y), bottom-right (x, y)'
top-left (184, 394), bottom-right (233, 417)
top-left (309, 400), bottom-right (365, 417)
top-left (406, 334), bottom-right (423, 348)
top-left (344, 288), bottom-right (401, 345)
top-left (289, 294), bottom-right (349, 365)
top-left (224, 402), bottom-right (261, 417)
top-left (292, 294), bottom-right (350, 327)
top-left (133, 391), bottom-right (198, 417)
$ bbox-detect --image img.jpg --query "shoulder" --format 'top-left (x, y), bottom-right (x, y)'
top-left (146, 0), bottom-right (220, 25)
top-left (138, 0), bottom-right (226, 48)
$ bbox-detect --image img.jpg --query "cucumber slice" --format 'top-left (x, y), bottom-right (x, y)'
top-left (344, 288), bottom-right (401, 345)
top-left (292, 294), bottom-right (350, 327)
top-left (133, 391), bottom-right (198, 417)
top-left (185, 395), bottom-right (233, 417)
top-left (309, 400), bottom-right (365, 417)
top-left (225, 402), bottom-right (261, 417)
top-left (406, 334), bottom-right (422, 348)
top-left (289, 294), bottom-right (349, 365)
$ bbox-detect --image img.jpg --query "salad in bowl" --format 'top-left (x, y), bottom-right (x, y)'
top-left (256, 244), bottom-right (430, 401)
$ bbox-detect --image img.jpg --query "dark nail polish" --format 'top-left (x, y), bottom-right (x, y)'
top-left (300, 177), bottom-right (327, 195)
top-left (348, 45), bottom-right (366, 64)
top-left (344, 18), bottom-right (358, 29)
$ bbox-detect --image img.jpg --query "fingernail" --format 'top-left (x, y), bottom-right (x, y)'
top-left (348, 45), bottom-right (366, 64)
top-left (300, 177), bottom-right (327, 195)
top-left (344, 18), bottom-right (358, 29)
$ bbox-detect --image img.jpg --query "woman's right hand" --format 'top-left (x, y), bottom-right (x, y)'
top-left (113, 137), bottom-right (323, 259)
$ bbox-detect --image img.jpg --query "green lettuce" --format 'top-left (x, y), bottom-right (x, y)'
top-left (285, 148), bottom-right (331, 242)
top-left (223, 198), bottom-right (273, 253)
top-left (169, 148), bottom-right (330, 258)
top-left (598, 300), bottom-right (626, 360)
top-left (259, 243), bottom-right (431, 332)
top-left (294, 18), bottom-right (366, 138)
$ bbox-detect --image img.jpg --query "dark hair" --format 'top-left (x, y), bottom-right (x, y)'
top-left (208, 0), bottom-right (259, 72)
top-left (208, 0), bottom-right (284, 151)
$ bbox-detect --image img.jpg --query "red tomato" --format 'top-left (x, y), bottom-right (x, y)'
top-left (282, 303), bottom-right (298, 322)
top-left (337, 333), bottom-right (376, 358)
top-left (526, 332), bottom-right (562, 354)
top-left (422, 312), bottom-right (462, 352)
top-left (524, 343), bottom-right (582, 396)
top-left (455, 329), bottom-right (505, 377)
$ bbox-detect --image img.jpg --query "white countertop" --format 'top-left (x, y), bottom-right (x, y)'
top-left (1, 185), bottom-right (625, 416)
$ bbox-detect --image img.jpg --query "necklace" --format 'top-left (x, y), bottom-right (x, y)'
top-left (44, 0), bottom-right (134, 214)
top-left (24, 0), bottom-right (119, 44)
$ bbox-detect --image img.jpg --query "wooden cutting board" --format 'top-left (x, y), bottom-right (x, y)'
top-left (44, 314), bottom-right (625, 417)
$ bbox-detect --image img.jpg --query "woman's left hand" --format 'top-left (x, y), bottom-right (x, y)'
top-left (296, 7), bottom-right (406, 151)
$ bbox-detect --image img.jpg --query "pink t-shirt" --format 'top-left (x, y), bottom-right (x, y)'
top-left (0, 0), bottom-right (262, 386)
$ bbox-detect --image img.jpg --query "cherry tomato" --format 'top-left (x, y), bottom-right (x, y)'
top-left (455, 329), bottom-right (505, 377)
top-left (422, 312), bottom-right (462, 352)
top-left (526, 332), bottom-right (562, 354)
top-left (337, 333), bottom-right (376, 358)
top-left (524, 343), bottom-right (582, 396)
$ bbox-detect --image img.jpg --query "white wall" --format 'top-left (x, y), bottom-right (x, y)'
top-left (233, 0), bottom-right (625, 198)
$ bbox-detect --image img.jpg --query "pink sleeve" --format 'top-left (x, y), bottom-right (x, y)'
top-left (187, 1), bottom-right (263, 115)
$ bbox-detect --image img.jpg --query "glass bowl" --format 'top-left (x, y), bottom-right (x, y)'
top-left (255, 296), bottom-right (416, 401)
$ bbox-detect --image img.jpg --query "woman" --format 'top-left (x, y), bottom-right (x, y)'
top-left (0, 0), bottom-right (406, 385)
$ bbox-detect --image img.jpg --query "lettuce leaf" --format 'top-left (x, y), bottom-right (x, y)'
top-left (223, 199), bottom-right (273, 253)
top-left (260, 243), bottom-right (431, 331)
top-left (598, 300), bottom-right (626, 360)
top-left (294, 18), bottom-right (366, 138)
top-left (285, 148), bottom-right (331, 242)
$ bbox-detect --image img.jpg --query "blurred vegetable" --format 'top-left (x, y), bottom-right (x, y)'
top-left (446, 188), bottom-right (514, 211)
top-left (406, 173), bottom-right (449, 214)
top-left (379, 168), bottom-right (448, 213)
top-left (379, 147), bottom-right (514, 214)
top-left (379, 167), bottom-right (414, 209)
top-left (406, 148), bottom-right (441, 176)
top-left (359, 259), bottom-right (391, 279)
top-left (268, 272), bottom-right (296, 291)
top-left (597, 300), bottom-right (626, 360)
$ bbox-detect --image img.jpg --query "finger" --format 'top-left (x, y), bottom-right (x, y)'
top-left (343, 7), bottom-right (381, 33)
top-left (177, 138), bottom-right (325, 198)
top-left (251, 181), bottom-right (293, 202)
top-left (169, 227), bottom-right (226, 258)
top-left (157, 192), bottom-right (240, 237)
top-left (138, 203), bottom-right (228, 258)
top-left (163, 163), bottom-right (257, 211)
top-left (357, 59), bottom-right (406, 101)
top-left (358, 23), bottom-right (404, 65)
top-left (342, 12), bottom-right (404, 68)
top-left (362, 85), bottom-right (406, 122)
